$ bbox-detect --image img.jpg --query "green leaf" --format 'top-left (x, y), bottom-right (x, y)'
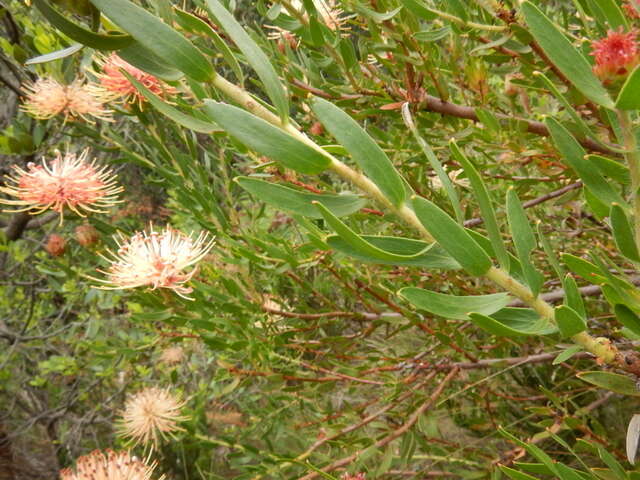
top-left (203, 0), bottom-right (288, 122)
top-left (611, 203), bottom-right (640, 262)
top-left (537, 222), bottom-right (564, 279)
top-left (521, 2), bottom-right (614, 108)
top-left (124, 73), bottom-right (219, 133)
top-left (499, 428), bottom-right (561, 477)
top-left (561, 253), bottom-right (607, 283)
top-left (311, 97), bottom-right (406, 207)
top-left (327, 236), bottom-right (460, 269)
top-left (615, 304), bottom-right (640, 337)
top-left (90, 0), bottom-right (213, 81)
top-left (235, 176), bottom-right (365, 218)
top-left (577, 371), bottom-right (640, 396)
top-left (506, 188), bottom-right (544, 296)
top-left (586, 0), bottom-right (628, 30)
top-left (469, 309), bottom-right (557, 337)
top-left (174, 7), bottom-right (244, 84)
top-left (401, 104), bottom-right (462, 223)
top-left (451, 140), bottom-right (509, 269)
top-left (553, 345), bottom-right (584, 365)
top-left (313, 202), bottom-right (441, 264)
top-left (399, 288), bottom-right (510, 320)
top-left (555, 305), bottom-right (587, 337)
top-left (34, 0), bottom-right (133, 50)
top-left (499, 466), bottom-right (539, 480)
top-left (589, 155), bottom-right (630, 185)
top-left (117, 41), bottom-right (183, 81)
top-left (25, 44), bottom-right (83, 65)
top-left (203, 102), bottom-right (331, 174)
top-left (412, 196), bottom-right (492, 276)
top-left (617, 65), bottom-right (640, 110)
top-left (563, 274), bottom-right (586, 318)
top-left (546, 118), bottom-right (627, 208)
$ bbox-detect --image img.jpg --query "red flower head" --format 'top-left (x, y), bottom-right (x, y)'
top-left (591, 28), bottom-right (640, 82)
top-left (96, 54), bottom-right (177, 108)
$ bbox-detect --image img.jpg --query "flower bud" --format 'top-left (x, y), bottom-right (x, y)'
top-left (45, 234), bottom-right (66, 257)
top-left (75, 224), bottom-right (100, 247)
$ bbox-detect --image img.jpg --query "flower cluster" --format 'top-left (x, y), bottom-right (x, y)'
top-left (21, 77), bottom-right (113, 122)
top-left (60, 450), bottom-right (161, 480)
top-left (590, 28), bottom-right (640, 83)
top-left (0, 150), bottom-right (122, 222)
top-left (95, 53), bottom-right (177, 107)
top-left (118, 387), bottom-right (188, 447)
top-left (94, 225), bottom-right (215, 299)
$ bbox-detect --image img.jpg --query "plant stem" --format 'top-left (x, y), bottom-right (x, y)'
top-left (209, 72), bottom-right (619, 366)
top-left (616, 109), bottom-right (640, 255)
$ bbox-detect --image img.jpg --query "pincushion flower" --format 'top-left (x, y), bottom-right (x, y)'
top-left (160, 346), bottom-right (185, 365)
top-left (21, 77), bottom-right (113, 122)
top-left (0, 150), bottom-right (123, 222)
top-left (118, 387), bottom-right (188, 447)
top-left (96, 53), bottom-right (177, 107)
top-left (94, 225), bottom-right (214, 299)
top-left (591, 28), bottom-right (640, 83)
top-left (60, 449), bottom-right (161, 480)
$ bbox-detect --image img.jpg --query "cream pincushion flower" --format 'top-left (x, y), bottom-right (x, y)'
top-left (60, 449), bottom-right (162, 480)
top-left (160, 345), bottom-right (185, 365)
top-left (118, 387), bottom-right (188, 447)
top-left (94, 225), bottom-right (214, 299)
top-left (21, 77), bottom-right (113, 122)
top-left (0, 149), bottom-right (123, 222)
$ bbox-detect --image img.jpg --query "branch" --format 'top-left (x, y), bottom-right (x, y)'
top-left (297, 368), bottom-right (459, 480)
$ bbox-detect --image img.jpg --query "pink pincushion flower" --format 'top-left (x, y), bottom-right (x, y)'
top-left (94, 225), bottom-right (214, 299)
top-left (60, 449), bottom-right (162, 480)
top-left (21, 77), bottom-right (113, 122)
top-left (97, 54), bottom-right (177, 107)
top-left (591, 28), bottom-right (640, 82)
top-left (0, 149), bottom-right (123, 222)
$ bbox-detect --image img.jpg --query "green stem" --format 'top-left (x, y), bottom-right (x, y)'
top-left (617, 110), bottom-right (640, 255)
top-left (208, 72), bottom-right (620, 366)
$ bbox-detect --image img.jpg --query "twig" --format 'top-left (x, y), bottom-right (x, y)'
top-left (297, 368), bottom-right (459, 480)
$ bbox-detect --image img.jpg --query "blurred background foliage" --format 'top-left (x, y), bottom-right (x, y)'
top-left (1, 0), bottom-right (639, 479)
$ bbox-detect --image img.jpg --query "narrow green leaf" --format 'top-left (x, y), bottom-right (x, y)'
top-left (506, 188), bottom-right (544, 296)
top-left (611, 203), bottom-right (640, 262)
top-left (617, 66), bottom-right (640, 110)
top-left (498, 466), bottom-right (538, 480)
top-left (521, 2), bottom-right (614, 108)
top-left (203, 0), bottom-right (288, 122)
top-left (563, 274), bottom-right (586, 318)
top-left (401, 104), bottom-right (462, 223)
top-left (451, 140), bottom-right (509, 270)
top-left (327, 236), bottom-right (460, 269)
top-left (586, 0), bottom-right (628, 30)
top-left (577, 371), bottom-right (640, 396)
top-left (34, 0), bottom-right (133, 50)
top-left (598, 447), bottom-right (628, 480)
top-left (589, 154), bottom-right (630, 185)
top-left (313, 202), bottom-right (438, 263)
top-left (561, 253), bottom-right (607, 283)
top-left (311, 97), bottom-right (406, 207)
top-left (117, 41), bottom-right (183, 81)
top-left (411, 196), bottom-right (492, 276)
top-left (203, 101), bottom-right (331, 174)
top-left (537, 222), bottom-right (564, 279)
top-left (399, 288), bottom-right (510, 320)
top-left (174, 7), bottom-right (244, 84)
top-left (615, 304), bottom-right (640, 337)
top-left (90, 0), bottom-right (213, 81)
top-left (25, 44), bottom-right (83, 65)
top-left (553, 345), bottom-right (584, 365)
top-left (124, 73), bottom-right (219, 133)
top-left (555, 305), bottom-right (587, 337)
top-left (235, 176), bottom-right (365, 218)
top-left (546, 118), bottom-right (627, 208)
top-left (499, 428), bottom-right (561, 477)
top-left (469, 309), bottom-right (556, 337)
